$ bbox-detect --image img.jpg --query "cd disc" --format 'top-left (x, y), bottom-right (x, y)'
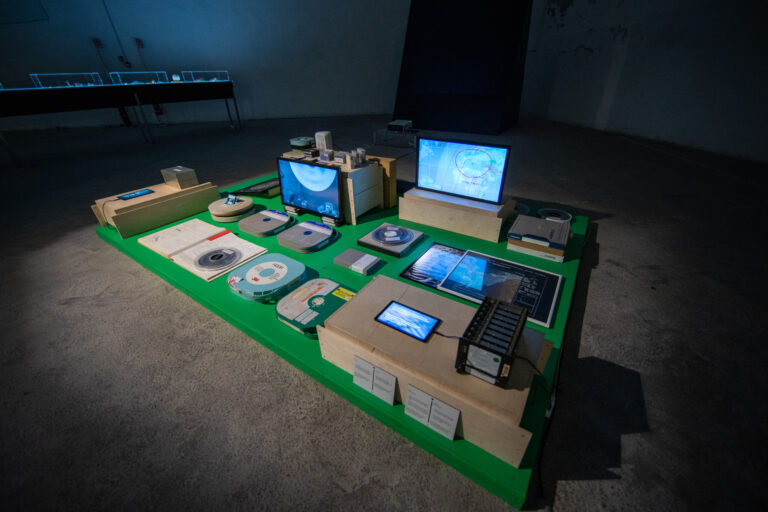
top-left (537, 208), bottom-right (572, 223)
top-left (372, 225), bottom-right (413, 245)
top-left (196, 248), bottom-right (242, 270)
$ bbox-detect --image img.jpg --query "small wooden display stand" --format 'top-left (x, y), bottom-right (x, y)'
top-left (91, 182), bottom-right (220, 239)
top-left (399, 188), bottom-right (515, 243)
top-left (318, 276), bottom-right (552, 468)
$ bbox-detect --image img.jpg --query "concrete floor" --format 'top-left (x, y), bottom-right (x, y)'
top-left (0, 116), bottom-right (766, 511)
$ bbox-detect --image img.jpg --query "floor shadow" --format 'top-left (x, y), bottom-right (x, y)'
top-left (525, 222), bottom-right (650, 509)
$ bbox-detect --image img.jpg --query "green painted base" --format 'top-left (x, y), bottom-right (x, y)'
top-left (95, 175), bottom-right (587, 508)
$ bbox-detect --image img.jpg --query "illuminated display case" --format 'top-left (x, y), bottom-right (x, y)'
top-left (181, 70), bottom-right (230, 82)
top-left (108, 71), bottom-right (169, 85)
top-left (29, 73), bottom-right (103, 88)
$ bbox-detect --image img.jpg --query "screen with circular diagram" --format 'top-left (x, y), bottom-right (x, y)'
top-left (417, 138), bottom-right (509, 204)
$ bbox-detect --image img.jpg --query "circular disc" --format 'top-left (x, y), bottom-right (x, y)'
top-left (208, 196), bottom-right (254, 217)
top-left (372, 225), bottom-right (413, 245)
top-left (537, 208), bottom-right (572, 223)
top-left (195, 248), bottom-right (242, 270)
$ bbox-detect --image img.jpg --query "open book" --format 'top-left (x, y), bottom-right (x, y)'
top-left (138, 219), bottom-right (267, 281)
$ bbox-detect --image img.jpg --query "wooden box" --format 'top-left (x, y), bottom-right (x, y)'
top-left (317, 276), bottom-right (552, 468)
top-left (398, 188), bottom-right (515, 242)
top-left (366, 155), bottom-right (397, 209)
top-left (341, 162), bottom-right (383, 225)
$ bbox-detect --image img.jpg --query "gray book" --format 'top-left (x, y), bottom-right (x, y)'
top-left (507, 215), bottom-right (570, 251)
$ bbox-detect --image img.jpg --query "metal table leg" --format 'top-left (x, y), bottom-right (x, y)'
top-left (133, 93), bottom-right (155, 144)
top-left (231, 93), bottom-right (242, 130)
top-left (224, 99), bottom-right (234, 129)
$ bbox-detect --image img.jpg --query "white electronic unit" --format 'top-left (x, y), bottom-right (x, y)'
top-left (315, 131), bottom-right (333, 151)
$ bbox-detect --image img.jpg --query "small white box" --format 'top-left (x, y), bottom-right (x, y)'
top-left (161, 166), bottom-right (199, 190)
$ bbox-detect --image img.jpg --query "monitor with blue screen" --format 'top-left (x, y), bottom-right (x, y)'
top-left (277, 158), bottom-right (342, 220)
top-left (375, 301), bottom-right (440, 342)
top-left (416, 137), bottom-right (509, 204)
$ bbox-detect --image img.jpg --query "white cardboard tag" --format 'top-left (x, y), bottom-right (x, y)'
top-left (353, 356), bottom-right (374, 393)
top-left (354, 357), bottom-right (397, 405)
top-left (428, 398), bottom-right (461, 440)
top-left (404, 385), bottom-right (432, 426)
top-left (405, 385), bottom-right (461, 440)
top-left (372, 367), bottom-right (396, 405)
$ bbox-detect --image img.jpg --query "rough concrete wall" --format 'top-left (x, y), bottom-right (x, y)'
top-left (0, 0), bottom-right (410, 129)
top-left (522, 0), bottom-right (768, 162)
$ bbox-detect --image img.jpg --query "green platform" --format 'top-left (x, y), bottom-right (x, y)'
top-left (96, 175), bottom-right (588, 508)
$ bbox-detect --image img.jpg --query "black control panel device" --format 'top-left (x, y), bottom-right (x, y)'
top-left (231, 178), bottom-right (280, 196)
top-left (455, 297), bottom-right (528, 388)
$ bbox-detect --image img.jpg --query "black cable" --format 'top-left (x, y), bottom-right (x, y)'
top-left (94, 47), bottom-right (109, 72)
top-left (101, 0), bottom-right (128, 62)
top-left (513, 353), bottom-right (544, 378)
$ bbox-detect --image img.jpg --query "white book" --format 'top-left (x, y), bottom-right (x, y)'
top-left (170, 232), bottom-right (267, 281)
top-left (138, 219), bottom-right (225, 258)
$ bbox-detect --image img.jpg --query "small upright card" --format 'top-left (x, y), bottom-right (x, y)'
top-left (405, 385), bottom-right (461, 440)
top-left (353, 356), bottom-right (397, 405)
top-left (404, 385), bottom-right (432, 426)
top-left (371, 367), bottom-right (396, 405)
top-left (428, 398), bottom-right (461, 440)
top-left (353, 356), bottom-right (375, 392)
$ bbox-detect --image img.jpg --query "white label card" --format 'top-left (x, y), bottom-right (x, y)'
top-left (405, 385), bottom-right (461, 440)
top-left (404, 385), bottom-right (432, 426)
top-left (353, 356), bottom-right (374, 393)
top-left (353, 356), bottom-right (397, 405)
top-left (372, 367), bottom-right (396, 405)
top-left (428, 398), bottom-right (461, 440)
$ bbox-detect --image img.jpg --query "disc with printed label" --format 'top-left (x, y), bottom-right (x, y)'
top-left (276, 278), bottom-right (355, 338)
top-left (537, 208), bottom-right (572, 223)
top-left (277, 221), bottom-right (335, 253)
top-left (372, 225), bottom-right (413, 245)
top-left (195, 248), bottom-right (242, 270)
top-left (239, 209), bottom-right (294, 237)
top-left (227, 253), bottom-right (306, 302)
top-left (358, 222), bottom-right (424, 258)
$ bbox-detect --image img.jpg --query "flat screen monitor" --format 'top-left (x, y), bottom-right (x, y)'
top-left (375, 301), bottom-right (440, 342)
top-left (277, 158), bottom-right (342, 220)
top-left (416, 137), bottom-right (509, 204)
